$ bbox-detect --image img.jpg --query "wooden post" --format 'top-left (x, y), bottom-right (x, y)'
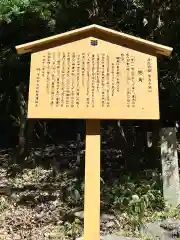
top-left (84, 120), bottom-right (100, 240)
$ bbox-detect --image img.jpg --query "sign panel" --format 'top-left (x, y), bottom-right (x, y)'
top-left (28, 37), bottom-right (159, 119)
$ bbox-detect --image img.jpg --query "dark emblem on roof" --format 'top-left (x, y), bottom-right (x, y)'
top-left (90, 40), bottom-right (98, 46)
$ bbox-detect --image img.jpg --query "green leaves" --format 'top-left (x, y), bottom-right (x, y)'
top-left (0, 0), bottom-right (30, 23)
top-left (0, 0), bottom-right (56, 23)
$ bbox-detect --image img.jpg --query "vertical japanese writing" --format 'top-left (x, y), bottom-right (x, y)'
top-left (86, 53), bottom-right (90, 107)
top-left (101, 53), bottom-right (105, 107)
top-left (71, 52), bottom-right (76, 108)
top-left (120, 53), bottom-right (125, 63)
top-left (126, 53), bottom-right (131, 108)
top-left (31, 50), bottom-right (158, 117)
top-left (147, 58), bottom-right (152, 92)
top-left (96, 54), bottom-right (100, 92)
top-left (106, 55), bottom-right (110, 107)
top-left (35, 68), bottom-right (40, 107)
top-left (56, 52), bottom-right (60, 107)
top-left (46, 52), bottom-right (51, 94)
top-left (82, 53), bottom-right (85, 87)
top-left (131, 56), bottom-right (136, 108)
top-left (61, 52), bottom-right (65, 107)
top-left (66, 52), bottom-right (70, 107)
top-left (138, 69), bottom-right (144, 83)
top-left (116, 57), bottom-right (120, 92)
top-left (57, 52), bottom-right (61, 69)
top-left (76, 54), bottom-right (80, 108)
top-left (42, 55), bottom-right (46, 78)
top-left (52, 52), bottom-right (56, 73)
top-left (50, 52), bottom-right (56, 106)
top-left (91, 54), bottom-right (95, 107)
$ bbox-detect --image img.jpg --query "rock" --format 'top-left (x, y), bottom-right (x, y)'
top-left (141, 222), bottom-right (173, 240)
top-left (160, 219), bottom-right (180, 238)
top-left (101, 214), bottom-right (116, 228)
top-left (73, 212), bottom-right (116, 222)
top-left (74, 211), bottom-right (84, 219)
top-left (160, 219), bottom-right (180, 231)
top-left (101, 236), bottom-right (138, 240)
top-left (171, 229), bottom-right (180, 238)
top-left (101, 214), bottom-right (115, 222)
top-left (73, 211), bottom-right (116, 228)
top-left (105, 221), bottom-right (115, 228)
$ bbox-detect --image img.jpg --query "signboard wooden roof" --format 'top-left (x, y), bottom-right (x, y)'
top-left (16, 24), bottom-right (173, 120)
top-left (16, 24), bottom-right (172, 56)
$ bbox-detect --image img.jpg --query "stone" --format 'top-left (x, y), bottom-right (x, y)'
top-left (74, 212), bottom-right (116, 222)
top-left (141, 222), bottom-right (173, 240)
top-left (101, 236), bottom-right (138, 240)
top-left (74, 211), bottom-right (84, 219)
top-left (160, 219), bottom-right (180, 230)
top-left (105, 221), bottom-right (115, 228)
top-left (160, 219), bottom-right (180, 238)
top-left (160, 127), bottom-right (180, 207)
top-left (101, 214), bottom-right (115, 221)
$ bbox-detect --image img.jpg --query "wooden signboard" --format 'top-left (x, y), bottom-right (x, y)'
top-left (16, 24), bottom-right (173, 240)
top-left (28, 39), bottom-right (159, 119)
